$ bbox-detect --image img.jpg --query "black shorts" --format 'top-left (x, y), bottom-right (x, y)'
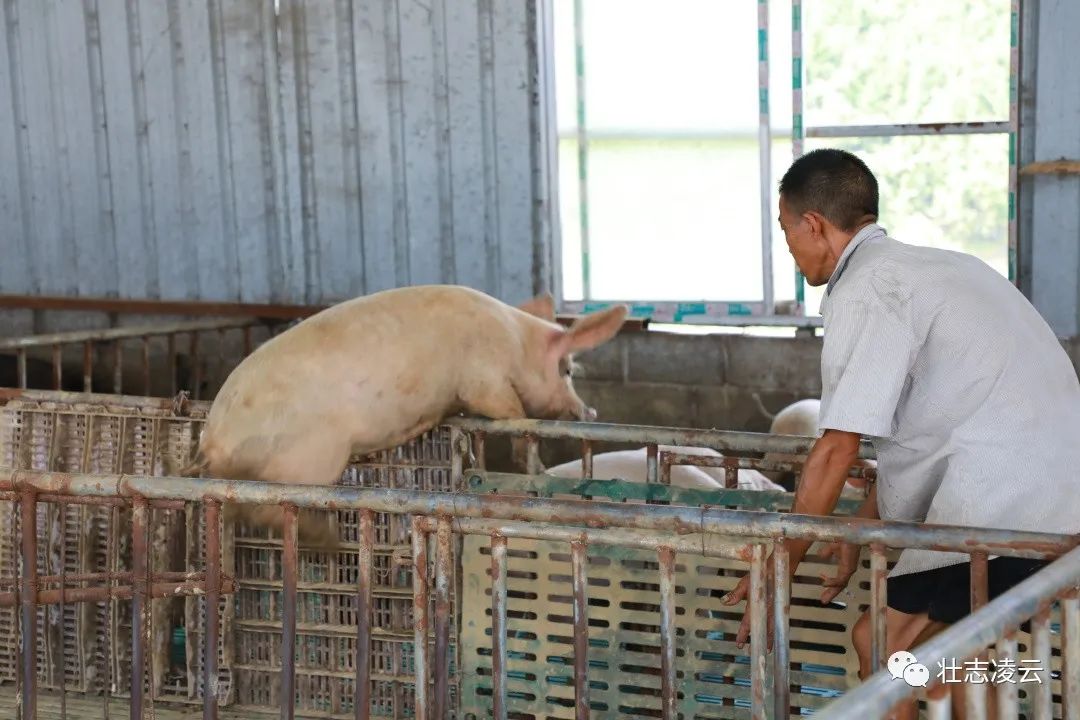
top-left (887, 557), bottom-right (1049, 625)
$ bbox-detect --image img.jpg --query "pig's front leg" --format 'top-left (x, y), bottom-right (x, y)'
top-left (462, 385), bottom-right (546, 474)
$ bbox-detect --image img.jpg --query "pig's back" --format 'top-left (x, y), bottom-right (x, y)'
top-left (204, 285), bottom-right (522, 459)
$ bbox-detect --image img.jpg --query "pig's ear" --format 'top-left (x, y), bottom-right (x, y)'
top-left (517, 292), bottom-right (556, 322)
top-left (557, 305), bottom-right (628, 355)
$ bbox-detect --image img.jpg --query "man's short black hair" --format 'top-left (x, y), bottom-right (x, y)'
top-left (779, 148), bottom-right (879, 232)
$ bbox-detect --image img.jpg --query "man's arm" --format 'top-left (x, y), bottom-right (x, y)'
top-left (781, 428), bottom-right (864, 571)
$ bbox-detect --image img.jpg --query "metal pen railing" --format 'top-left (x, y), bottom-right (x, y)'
top-left (2, 467), bottom-right (1076, 720)
top-left (0, 317), bottom-right (282, 398)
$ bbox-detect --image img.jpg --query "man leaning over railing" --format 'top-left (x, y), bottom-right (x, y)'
top-left (722, 148), bottom-right (1080, 720)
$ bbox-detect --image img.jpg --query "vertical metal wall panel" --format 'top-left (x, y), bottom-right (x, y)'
top-left (0, 0), bottom-right (553, 307)
top-left (1028, 0), bottom-right (1080, 338)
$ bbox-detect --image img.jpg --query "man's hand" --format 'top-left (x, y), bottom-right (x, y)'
top-left (720, 429), bottom-right (862, 652)
top-left (721, 564), bottom-right (774, 651)
top-left (818, 541), bottom-right (861, 604)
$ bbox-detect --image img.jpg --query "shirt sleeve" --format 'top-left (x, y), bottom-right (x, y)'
top-left (818, 294), bottom-right (920, 439)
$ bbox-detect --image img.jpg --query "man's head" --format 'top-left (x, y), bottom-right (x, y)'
top-left (778, 148), bottom-right (879, 286)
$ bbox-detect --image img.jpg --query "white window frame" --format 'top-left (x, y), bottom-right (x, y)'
top-left (550, 0), bottom-right (1022, 328)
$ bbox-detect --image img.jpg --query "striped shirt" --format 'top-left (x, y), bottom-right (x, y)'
top-left (818, 224), bottom-right (1080, 577)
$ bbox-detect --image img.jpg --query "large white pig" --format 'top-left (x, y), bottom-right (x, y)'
top-left (755, 397), bottom-right (875, 491)
top-left (186, 285), bottom-right (627, 547)
top-left (545, 445), bottom-right (785, 495)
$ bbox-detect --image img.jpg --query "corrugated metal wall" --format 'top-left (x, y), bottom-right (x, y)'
top-left (0, 0), bottom-right (559, 307)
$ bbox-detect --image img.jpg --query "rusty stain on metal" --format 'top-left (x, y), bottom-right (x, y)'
top-left (570, 540), bottom-right (589, 720)
top-left (582, 440), bottom-right (593, 480)
top-left (773, 540), bottom-right (791, 720)
top-left (281, 504), bottom-right (298, 720)
top-left (434, 518), bottom-right (452, 720)
top-left (870, 544), bottom-right (888, 674)
top-left (749, 544), bottom-right (767, 720)
top-left (130, 497), bottom-right (149, 720)
top-left (412, 516), bottom-right (430, 720)
top-left (204, 500), bottom-right (221, 720)
top-left (490, 534), bottom-right (508, 720)
top-left (658, 546), bottom-right (677, 720)
top-left (50, 343), bottom-right (61, 389)
top-left (725, 465), bottom-right (738, 489)
top-left (355, 510), bottom-right (374, 720)
top-left (646, 443), bottom-right (658, 484)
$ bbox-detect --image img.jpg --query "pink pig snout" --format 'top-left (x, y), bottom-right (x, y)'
top-left (584, 406), bottom-right (598, 421)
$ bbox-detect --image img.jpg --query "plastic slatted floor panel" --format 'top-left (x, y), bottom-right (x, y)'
top-left (458, 474), bottom-right (1064, 720)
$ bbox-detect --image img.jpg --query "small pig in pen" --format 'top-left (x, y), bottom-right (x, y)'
top-left (183, 285), bottom-right (628, 548)
top-left (753, 396), bottom-right (876, 493)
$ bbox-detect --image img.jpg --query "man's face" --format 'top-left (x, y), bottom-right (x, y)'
top-left (778, 195), bottom-right (835, 286)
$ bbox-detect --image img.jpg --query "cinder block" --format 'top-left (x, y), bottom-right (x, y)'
top-left (722, 335), bottom-right (822, 394)
top-left (575, 379), bottom-right (702, 429)
top-left (574, 335), bottom-right (626, 382)
top-left (625, 332), bottom-right (725, 386)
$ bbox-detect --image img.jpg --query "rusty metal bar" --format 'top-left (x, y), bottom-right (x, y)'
top-left (242, 325), bottom-right (252, 356)
top-left (1064, 595), bottom-right (1080, 720)
top-left (582, 440), bottom-right (593, 479)
top-left (0, 568), bottom-right (203, 587)
top-left (168, 334), bottom-right (177, 396)
top-left (1032, 607), bottom-right (1053, 720)
top-left (664, 451), bottom-right (877, 481)
top-left (281, 504), bottom-right (298, 720)
top-left (9, 470), bottom-right (1076, 559)
top-left (491, 534), bottom-right (508, 720)
top-left (82, 341), bottom-right (92, 392)
top-left (870, 544), bottom-right (887, 673)
top-left (658, 546), bottom-right (677, 720)
top-left (112, 340), bottom-right (123, 393)
top-left (926, 683), bottom-right (951, 720)
top-left (0, 577), bottom-right (235, 606)
top-left (434, 518), bottom-right (452, 720)
top-left (570, 540), bottom-right (589, 720)
top-left (0, 317), bottom-right (265, 351)
top-left (749, 544), bottom-right (767, 720)
top-left (822, 543), bottom-right (1080, 718)
top-left (130, 497), bottom-right (149, 720)
top-left (191, 333), bottom-right (202, 400)
top-left (51, 344), bottom-right (61, 389)
top-left (204, 501), bottom-right (221, 720)
top-left (16, 348), bottom-right (26, 388)
top-left (141, 336), bottom-right (151, 395)
top-left (995, 634), bottom-right (1019, 719)
top-left (646, 443), bottom-right (658, 483)
top-left (412, 516), bottom-right (430, 720)
top-left (447, 417), bottom-right (878, 460)
top-left (355, 510), bottom-right (374, 720)
top-left (525, 436), bottom-right (541, 475)
top-left (773, 541), bottom-right (790, 720)
top-left (807, 120), bottom-right (1010, 138)
top-left (966, 552), bottom-right (990, 719)
top-left (436, 517), bottom-right (752, 560)
top-left (472, 431), bottom-right (486, 470)
top-left (725, 465), bottom-right (738, 489)
top-left (20, 491), bottom-right (38, 720)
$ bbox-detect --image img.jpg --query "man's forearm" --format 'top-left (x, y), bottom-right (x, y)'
top-left (781, 432), bottom-right (862, 574)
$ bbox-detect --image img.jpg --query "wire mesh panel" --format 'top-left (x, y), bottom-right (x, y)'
top-left (0, 390), bottom-right (460, 718)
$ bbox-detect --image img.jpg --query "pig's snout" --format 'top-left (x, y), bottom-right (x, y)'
top-left (584, 406), bottom-right (598, 421)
